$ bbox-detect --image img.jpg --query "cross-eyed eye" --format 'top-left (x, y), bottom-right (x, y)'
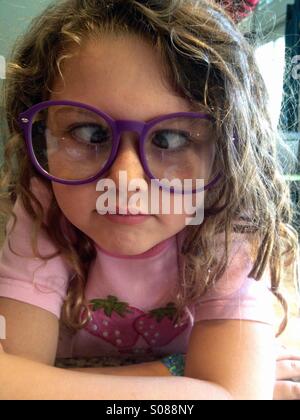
top-left (151, 129), bottom-right (190, 151)
top-left (70, 123), bottom-right (111, 145)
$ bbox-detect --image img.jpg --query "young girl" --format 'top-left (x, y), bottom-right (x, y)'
top-left (0, 0), bottom-right (299, 400)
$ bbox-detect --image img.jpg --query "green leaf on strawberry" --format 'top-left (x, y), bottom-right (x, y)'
top-left (148, 302), bottom-right (177, 323)
top-left (90, 295), bottom-right (133, 318)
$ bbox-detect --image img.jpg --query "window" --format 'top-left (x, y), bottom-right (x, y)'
top-left (255, 36), bottom-right (286, 128)
top-left (241, 0), bottom-right (300, 229)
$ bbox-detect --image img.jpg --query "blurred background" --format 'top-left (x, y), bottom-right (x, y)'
top-left (0, 0), bottom-right (299, 348)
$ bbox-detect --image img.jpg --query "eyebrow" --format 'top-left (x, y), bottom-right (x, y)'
top-left (51, 107), bottom-right (97, 118)
top-left (49, 102), bottom-right (209, 122)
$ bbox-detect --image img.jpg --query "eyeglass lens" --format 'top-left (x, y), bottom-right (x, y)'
top-left (30, 105), bottom-right (217, 189)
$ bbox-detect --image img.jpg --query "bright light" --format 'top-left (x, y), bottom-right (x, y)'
top-left (255, 36), bottom-right (286, 128)
top-left (0, 55), bottom-right (5, 80)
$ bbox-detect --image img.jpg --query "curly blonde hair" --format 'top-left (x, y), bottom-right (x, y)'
top-left (0, 0), bottom-right (298, 334)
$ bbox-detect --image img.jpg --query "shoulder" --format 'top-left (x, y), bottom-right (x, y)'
top-left (192, 233), bottom-right (275, 325)
top-left (0, 177), bottom-right (71, 318)
top-left (5, 177), bottom-right (58, 255)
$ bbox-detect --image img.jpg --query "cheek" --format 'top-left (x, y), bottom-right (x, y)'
top-left (158, 191), bottom-right (206, 230)
top-left (158, 213), bottom-right (188, 233)
top-left (161, 192), bottom-right (205, 214)
top-left (52, 183), bottom-right (97, 226)
top-left (159, 195), bottom-right (188, 230)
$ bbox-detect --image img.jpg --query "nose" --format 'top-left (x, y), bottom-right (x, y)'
top-left (106, 132), bottom-right (148, 187)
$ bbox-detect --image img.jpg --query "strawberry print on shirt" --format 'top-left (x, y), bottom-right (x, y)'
top-left (134, 303), bottom-right (189, 347)
top-left (85, 295), bottom-right (144, 352)
top-left (85, 295), bottom-right (189, 354)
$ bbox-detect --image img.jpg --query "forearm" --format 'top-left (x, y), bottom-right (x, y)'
top-left (71, 361), bottom-right (171, 377)
top-left (0, 352), bottom-right (232, 400)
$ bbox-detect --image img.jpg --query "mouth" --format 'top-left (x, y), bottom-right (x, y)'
top-left (94, 207), bottom-right (152, 225)
top-left (114, 206), bottom-right (149, 216)
top-left (104, 212), bottom-right (152, 225)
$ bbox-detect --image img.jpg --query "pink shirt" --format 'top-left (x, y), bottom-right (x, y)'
top-left (0, 178), bottom-right (275, 358)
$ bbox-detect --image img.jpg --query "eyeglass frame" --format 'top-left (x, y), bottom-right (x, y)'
top-left (18, 100), bottom-right (221, 193)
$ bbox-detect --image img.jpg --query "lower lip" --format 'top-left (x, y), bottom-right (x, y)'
top-left (104, 213), bottom-right (152, 225)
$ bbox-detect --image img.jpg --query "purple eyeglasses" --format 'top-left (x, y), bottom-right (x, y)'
top-left (18, 100), bottom-right (221, 193)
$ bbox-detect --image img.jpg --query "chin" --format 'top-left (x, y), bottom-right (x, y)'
top-left (103, 241), bottom-right (152, 256)
top-left (93, 232), bottom-right (155, 256)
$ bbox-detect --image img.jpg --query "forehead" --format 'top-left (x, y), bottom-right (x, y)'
top-left (50, 34), bottom-right (194, 120)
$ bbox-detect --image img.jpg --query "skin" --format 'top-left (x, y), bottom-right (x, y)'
top-left (274, 346), bottom-right (300, 400)
top-left (49, 33), bottom-right (207, 256)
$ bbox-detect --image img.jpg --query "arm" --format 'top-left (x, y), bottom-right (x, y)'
top-left (70, 339), bottom-right (296, 401)
top-left (72, 343), bottom-right (300, 400)
top-left (185, 319), bottom-right (276, 400)
top-left (0, 347), bottom-right (231, 400)
top-left (0, 297), bottom-right (230, 399)
top-left (0, 297), bottom-right (59, 365)
top-left (0, 298), bottom-right (272, 400)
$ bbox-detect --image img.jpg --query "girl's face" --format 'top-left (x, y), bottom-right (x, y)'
top-left (50, 34), bottom-right (203, 255)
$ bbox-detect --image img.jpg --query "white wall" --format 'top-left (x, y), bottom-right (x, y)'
top-left (0, 0), bottom-right (51, 61)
